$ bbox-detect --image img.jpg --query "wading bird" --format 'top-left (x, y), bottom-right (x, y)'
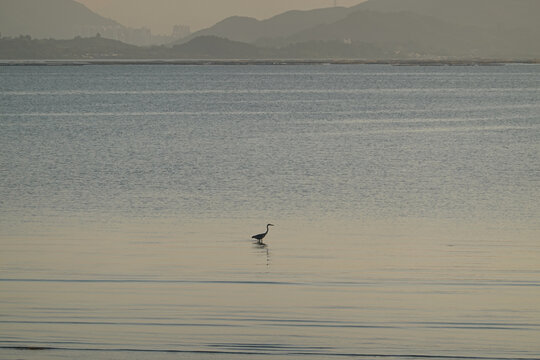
top-left (252, 224), bottom-right (274, 244)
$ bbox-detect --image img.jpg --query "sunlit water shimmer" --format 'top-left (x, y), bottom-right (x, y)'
top-left (1, 64), bottom-right (539, 360)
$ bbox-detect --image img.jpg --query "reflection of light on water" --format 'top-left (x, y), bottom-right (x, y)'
top-left (1, 216), bottom-right (539, 358)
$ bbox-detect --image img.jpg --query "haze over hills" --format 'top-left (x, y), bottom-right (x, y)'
top-left (174, 0), bottom-right (540, 43)
top-left (0, 0), bottom-right (187, 46)
top-left (168, 0), bottom-right (540, 59)
top-left (1, 0), bottom-right (539, 60)
top-left (74, 0), bottom-right (366, 35)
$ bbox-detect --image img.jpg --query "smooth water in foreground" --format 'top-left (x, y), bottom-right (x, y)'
top-left (1, 64), bottom-right (539, 359)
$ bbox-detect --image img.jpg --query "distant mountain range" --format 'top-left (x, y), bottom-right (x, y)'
top-left (175, 0), bottom-right (540, 59)
top-left (180, 0), bottom-right (540, 45)
top-left (1, 0), bottom-right (539, 60)
top-left (177, 7), bottom-right (355, 45)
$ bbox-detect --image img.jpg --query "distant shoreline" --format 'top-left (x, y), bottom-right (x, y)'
top-left (1, 59), bottom-right (539, 66)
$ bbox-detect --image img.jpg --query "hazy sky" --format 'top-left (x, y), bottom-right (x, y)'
top-left (76, 0), bottom-right (365, 34)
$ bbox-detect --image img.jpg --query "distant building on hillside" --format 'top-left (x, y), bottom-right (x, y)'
top-left (172, 25), bottom-right (191, 40)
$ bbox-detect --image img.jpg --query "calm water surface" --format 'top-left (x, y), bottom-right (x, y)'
top-left (1, 64), bottom-right (539, 359)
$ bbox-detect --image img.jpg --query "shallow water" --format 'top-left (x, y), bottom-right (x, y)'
top-left (1, 64), bottom-right (539, 359)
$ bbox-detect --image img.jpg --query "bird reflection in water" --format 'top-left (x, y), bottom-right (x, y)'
top-left (253, 242), bottom-right (270, 268)
top-left (251, 224), bottom-right (274, 268)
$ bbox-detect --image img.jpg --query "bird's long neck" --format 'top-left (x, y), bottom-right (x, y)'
top-left (265, 225), bottom-right (270, 234)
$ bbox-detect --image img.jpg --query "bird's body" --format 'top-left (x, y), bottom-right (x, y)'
top-left (252, 224), bottom-right (274, 244)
